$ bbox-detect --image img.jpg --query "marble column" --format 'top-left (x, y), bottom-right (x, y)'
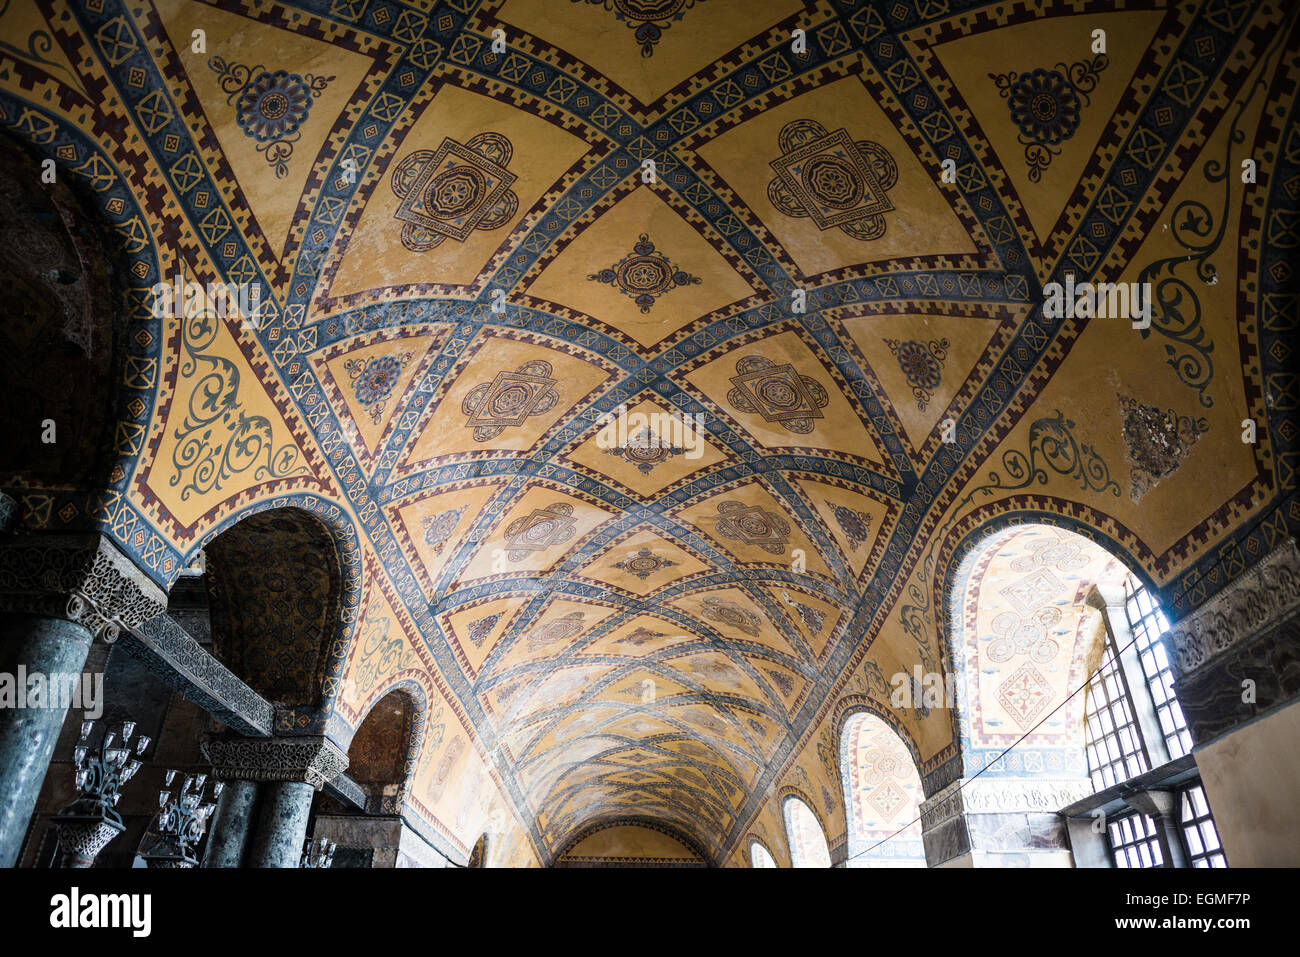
top-left (202, 734), bottom-right (348, 869)
top-left (202, 778), bottom-right (260, 868)
top-left (0, 534), bottom-right (165, 868)
top-left (248, 781), bottom-right (315, 868)
top-left (1161, 538), bottom-right (1300, 866)
top-left (0, 615), bottom-right (94, 867)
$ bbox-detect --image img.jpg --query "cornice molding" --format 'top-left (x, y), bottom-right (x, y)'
top-left (1163, 538), bottom-right (1300, 678)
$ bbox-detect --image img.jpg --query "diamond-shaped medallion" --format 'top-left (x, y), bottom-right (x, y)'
top-left (391, 132), bottom-right (518, 251)
top-left (726, 355), bottom-right (828, 434)
top-left (768, 120), bottom-right (897, 239)
top-left (461, 359), bottom-right (561, 441)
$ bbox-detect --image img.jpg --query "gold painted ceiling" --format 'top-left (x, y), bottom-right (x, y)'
top-left (0, 0), bottom-right (1296, 866)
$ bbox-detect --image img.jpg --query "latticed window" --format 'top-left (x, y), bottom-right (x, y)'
top-left (1108, 812), bottom-right (1164, 869)
top-left (1083, 630), bottom-right (1149, 790)
top-left (1081, 577), bottom-right (1226, 868)
top-left (1180, 783), bottom-right (1227, 868)
top-left (1124, 576), bottom-right (1193, 758)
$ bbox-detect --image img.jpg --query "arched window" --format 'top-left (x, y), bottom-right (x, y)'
top-left (749, 840), bottom-right (776, 868)
top-left (841, 713), bottom-right (925, 867)
top-left (782, 797), bottom-right (831, 868)
top-left (951, 523), bottom-right (1224, 868)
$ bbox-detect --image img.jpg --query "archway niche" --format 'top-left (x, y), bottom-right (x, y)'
top-left (203, 507), bottom-right (343, 710)
top-left (347, 688), bottom-right (418, 813)
top-left (0, 133), bottom-right (117, 496)
top-left (749, 839), bottom-right (776, 868)
top-left (841, 712), bottom-right (925, 867)
top-left (782, 796), bottom-right (831, 868)
top-left (308, 687), bottom-right (433, 868)
top-left (929, 522), bottom-right (1131, 867)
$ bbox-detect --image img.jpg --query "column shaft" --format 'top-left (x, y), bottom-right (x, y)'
top-left (247, 780), bottom-right (314, 868)
top-left (0, 613), bottom-right (94, 867)
top-left (203, 779), bottom-right (260, 868)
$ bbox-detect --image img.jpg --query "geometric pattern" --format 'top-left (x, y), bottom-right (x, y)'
top-left (996, 661), bottom-right (1054, 728)
top-left (713, 501), bottom-right (791, 555)
top-left (462, 361), bottom-right (562, 442)
top-left (344, 352), bottom-right (413, 423)
top-left (884, 339), bottom-right (948, 412)
top-left (587, 233), bottom-right (700, 314)
top-left (613, 547), bottom-right (678, 580)
top-left (574, 0), bottom-right (703, 58)
top-left (13, 0), bottom-right (1294, 869)
top-left (767, 119), bottom-right (898, 240)
top-left (420, 507), bottom-right (465, 555)
top-left (826, 502), bottom-right (872, 552)
top-left (991, 55), bottom-right (1108, 181)
top-left (502, 503), bottom-right (578, 561)
top-left (210, 57), bottom-right (332, 178)
top-left (726, 356), bottom-right (829, 434)
top-left (390, 133), bottom-right (518, 251)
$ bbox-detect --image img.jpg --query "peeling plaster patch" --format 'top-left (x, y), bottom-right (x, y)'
top-left (1118, 393), bottom-right (1208, 503)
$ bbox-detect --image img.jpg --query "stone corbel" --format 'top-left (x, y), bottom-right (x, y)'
top-left (0, 533), bottom-right (166, 640)
top-left (201, 734), bottom-right (349, 790)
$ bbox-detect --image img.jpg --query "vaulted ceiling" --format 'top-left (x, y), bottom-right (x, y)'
top-left (1, 0), bottom-right (1295, 866)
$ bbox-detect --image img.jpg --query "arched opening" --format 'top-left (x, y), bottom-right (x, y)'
top-left (553, 822), bottom-right (708, 867)
top-left (782, 796), bottom-right (831, 868)
top-left (950, 524), bottom-right (1126, 775)
top-left (840, 712), bottom-right (925, 867)
top-left (203, 507), bottom-right (344, 708)
top-left (0, 133), bottom-right (118, 493)
top-left (347, 688), bottom-right (420, 813)
top-left (946, 521), bottom-right (1222, 868)
top-left (749, 839), bottom-right (776, 868)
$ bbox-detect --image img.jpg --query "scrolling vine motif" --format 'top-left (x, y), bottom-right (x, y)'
top-left (896, 411), bottom-right (1120, 666)
top-left (0, 1), bottom-right (91, 99)
top-left (352, 602), bottom-right (417, 693)
top-left (168, 304), bottom-right (303, 501)
top-left (1132, 15), bottom-right (1293, 409)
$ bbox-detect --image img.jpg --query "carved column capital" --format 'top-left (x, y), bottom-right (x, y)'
top-left (1163, 538), bottom-right (1300, 678)
top-left (201, 734), bottom-right (349, 789)
top-left (0, 533), bottom-right (166, 641)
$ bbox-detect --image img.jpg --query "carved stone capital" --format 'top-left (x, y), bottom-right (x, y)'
top-left (1163, 538), bottom-right (1300, 677)
top-left (201, 734), bottom-right (349, 789)
top-left (0, 533), bottom-right (166, 641)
